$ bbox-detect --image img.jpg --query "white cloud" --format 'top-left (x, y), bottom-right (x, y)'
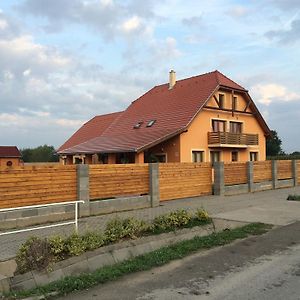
top-left (252, 83), bottom-right (299, 105)
top-left (0, 19), bottom-right (8, 30)
top-left (227, 6), bottom-right (248, 18)
top-left (121, 16), bottom-right (142, 33)
top-left (23, 68), bottom-right (31, 77)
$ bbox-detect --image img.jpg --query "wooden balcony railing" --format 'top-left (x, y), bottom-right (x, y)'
top-left (208, 132), bottom-right (259, 146)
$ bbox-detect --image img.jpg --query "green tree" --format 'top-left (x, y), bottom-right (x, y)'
top-left (20, 145), bottom-right (59, 162)
top-left (266, 130), bottom-right (283, 156)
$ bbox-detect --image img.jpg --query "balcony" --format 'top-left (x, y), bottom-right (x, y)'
top-left (208, 132), bottom-right (259, 148)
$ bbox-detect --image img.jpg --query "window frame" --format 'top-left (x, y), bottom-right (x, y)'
top-left (191, 150), bottom-right (205, 163)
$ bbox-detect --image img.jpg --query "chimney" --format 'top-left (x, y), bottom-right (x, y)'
top-left (169, 69), bottom-right (176, 89)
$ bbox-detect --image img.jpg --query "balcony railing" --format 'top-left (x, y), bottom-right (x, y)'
top-left (208, 132), bottom-right (259, 147)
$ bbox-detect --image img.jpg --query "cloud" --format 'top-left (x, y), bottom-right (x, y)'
top-left (265, 18), bottom-right (300, 44)
top-left (18, 0), bottom-right (159, 40)
top-left (252, 83), bottom-right (299, 105)
top-left (121, 16), bottom-right (142, 33)
top-left (227, 6), bottom-right (249, 18)
top-left (182, 16), bottom-right (203, 27)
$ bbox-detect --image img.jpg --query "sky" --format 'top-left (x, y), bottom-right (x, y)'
top-left (0, 0), bottom-right (299, 153)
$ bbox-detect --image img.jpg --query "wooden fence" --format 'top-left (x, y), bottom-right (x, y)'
top-left (298, 161), bottom-right (300, 183)
top-left (159, 163), bottom-right (212, 201)
top-left (277, 160), bottom-right (292, 180)
top-left (253, 161), bottom-right (272, 183)
top-left (224, 162), bottom-right (248, 186)
top-left (89, 164), bottom-right (149, 200)
top-left (0, 165), bottom-right (77, 208)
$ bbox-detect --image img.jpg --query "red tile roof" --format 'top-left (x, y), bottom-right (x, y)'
top-left (58, 70), bottom-right (269, 154)
top-left (0, 146), bottom-right (21, 157)
top-left (58, 111), bottom-right (123, 152)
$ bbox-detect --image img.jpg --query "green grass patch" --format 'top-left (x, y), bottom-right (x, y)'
top-left (287, 194), bottom-right (300, 201)
top-left (5, 222), bottom-right (272, 300)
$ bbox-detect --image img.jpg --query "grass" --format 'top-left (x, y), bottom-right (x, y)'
top-left (287, 194), bottom-right (300, 201)
top-left (5, 222), bottom-right (272, 300)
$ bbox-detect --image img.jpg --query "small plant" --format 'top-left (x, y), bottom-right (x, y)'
top-left (49, 235), bottom-right (66, 259)
top-left (152, 209), bottom-right (192, 232)
top-left (104, 217), bottom-right (125, 242)
top-left (287, 194), bottom-right (300, 201)
top-left (16, 237), bottom-right (54, 274)
top-left (65, 234), bottom-right (86, 256)
top-left (195, 208), bottom-right (211, 222)
top-left (83, 231), bottom-right (105, 251)
top-left (104, 217), bottom-right (147, 242)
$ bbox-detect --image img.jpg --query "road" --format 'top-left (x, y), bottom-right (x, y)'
top-left (59, 221), bottom-right (300, 300)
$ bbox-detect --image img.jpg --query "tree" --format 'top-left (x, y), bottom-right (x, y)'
top-left (20, 145), bottom-right (59, 162)
top-left (266, 130), bottom-right (283, 156)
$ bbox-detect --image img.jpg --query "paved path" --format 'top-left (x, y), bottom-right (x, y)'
top-left (59, 221), bottom-right (300, 300)
top-left (1, 186), bottom-right (300, 261)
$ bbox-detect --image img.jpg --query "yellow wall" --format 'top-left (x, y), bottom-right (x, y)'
top-left (179, 90), bottom-right (266, 162)
top-left (0, 157), bottom-right (20, 167)
top-left (147, 135), bottom-right (180, 162)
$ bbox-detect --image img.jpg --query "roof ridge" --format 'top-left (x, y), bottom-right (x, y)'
top-left (215, 70), bottom-right (246, 90)
top-left (155, 70), bottom-right (218, 88)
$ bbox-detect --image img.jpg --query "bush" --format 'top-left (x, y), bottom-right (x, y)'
top-left (16, 237), bottom-right (54, 274)
top-left (287, 194), bottom-right (300, 201)
top-left (105, 217), bottom-right (147, 242)
top-left (65, 234), bottom-right (86, 256)
top-left (195, 208), bottom-right (210, 222)
top-left (152, 209), bottom-right (192, 232)
top-left (82, 231), bottom-right (105, 251)
top-left (49, 235), bottom-right (66, 259)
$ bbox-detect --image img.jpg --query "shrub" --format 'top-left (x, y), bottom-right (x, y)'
top-left (16, 237), bottom-right (54, 274)
top-left (82, 231), bottom-right (105, 251)
top-left (49, 235), bottom-right (66, 259)
top-left (195, 208), bottom-right (210, 222)
top-left (122, 217), bottom-right (147, 239)
top-left (152, 209), bottom-right (192, 232)
top-left (65, 234), bottom-right (86, 256)
top-left (104, 217), bottom-right (147, 242)
top-left (104, 218), bottom-right (125, 242)
top-left (287, 194), bottom-right (300, 201)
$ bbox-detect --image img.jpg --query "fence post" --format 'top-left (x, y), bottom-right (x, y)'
top-left (247, 161), bottom-right (254, 192)
top-left (76, 164), bottom-right (90, 217)
top-left (149, 163), bottom-right (160, 207)
top-left (271, 160), bottom-right (278, 189)
top-left (213, 162), bottom-right (224, 196)
top-left (292, 160), bottom-right (298, 186)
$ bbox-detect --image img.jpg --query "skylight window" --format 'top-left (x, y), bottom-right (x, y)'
top-left (133, 121), bottom-right (143, 129)
top-left (146, 120), bottom-right (156, 127)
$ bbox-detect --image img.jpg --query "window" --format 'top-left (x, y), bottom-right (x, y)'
top-left (231, 151), bottom-right (238, 162)
top-left (146, 120), bottom-right (156, 127)
top-left (219, 94), bottom-right (224, 108)
top-left (133, 121), bottom-right (143, 129)
top-left (6, 161), bottom-right (12, 167)
top-left (155, 154), bottom-right (166, 163)
top-left (212, 120), bottom-right (226, 132)
top-left (192, 151), bottom-right (204, 162)
top-left (233, 96), bottom-right (237, 111)
top-left (230, 121), bottom-right (242, 134)
top-left (250, 152), bottom-right (258, 161)
top-left (210, 151), bottom-right (220, 163)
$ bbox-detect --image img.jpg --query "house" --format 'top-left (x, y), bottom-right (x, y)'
top-left (57, 70), bottom-right (270, 164)
top-left (0, 146), bottom-right (22, 167)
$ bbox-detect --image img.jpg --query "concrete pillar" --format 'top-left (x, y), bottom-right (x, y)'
top-left (108, 153), bottom-right (116, 164)
top-left (76, 164), bottom-right (90, 217)
top-left (149, 163), bottom-right (159, 207)
top-left (135, 152), bottom-right (144, 164)
top-left (213, 162), bottom-right (224, 196)
top-left (292, 160), bottom-right (298, 186)
top-left (247, 161), bottom-right (254, 192)
top-left (271, 160), bottom-right (278, 189)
